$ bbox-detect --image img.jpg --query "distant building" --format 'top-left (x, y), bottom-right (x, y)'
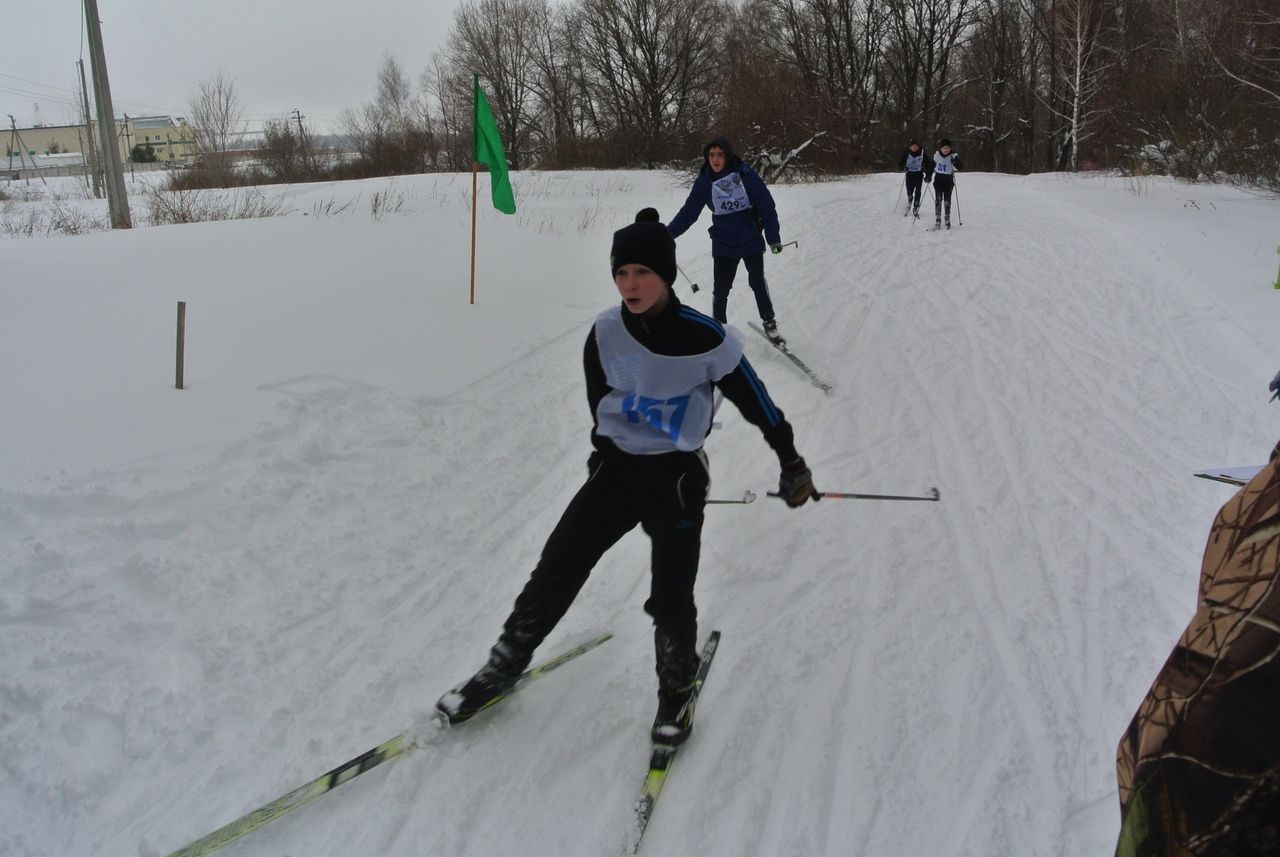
top-left (4, 116), bottom-right (195, 168)
top-left (129, 116), bottom-right (197, 163)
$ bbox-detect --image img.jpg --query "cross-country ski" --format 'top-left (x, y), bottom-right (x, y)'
top-left (162, 633), bottom-right (612, 857)
top-left (747, 321), bottom-right (834, 393)
top-left (628, 631), bottom-right (722, 854)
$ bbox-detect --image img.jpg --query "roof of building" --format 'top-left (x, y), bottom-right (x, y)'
top-left (131, 115), bottom-right (180, 130)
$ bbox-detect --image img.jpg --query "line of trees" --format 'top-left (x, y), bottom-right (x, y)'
top-left (185, 0), bottom-right (1280, 186)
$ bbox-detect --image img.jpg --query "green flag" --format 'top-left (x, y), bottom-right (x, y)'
top-left (473, 74), bottom-right (516, 215)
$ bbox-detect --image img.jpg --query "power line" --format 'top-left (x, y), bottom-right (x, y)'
top-left (1, 70), bottom-right (185, 116)
top-left (0, 72), bottom-right (78, 95)
top-left (0, 85), bottom-right (82, 109)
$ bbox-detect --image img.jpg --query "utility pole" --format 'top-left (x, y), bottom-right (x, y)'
top-left (292, 108), bottom-right (312, 173)
top-left (83, 0), bottom-right (131, 229)
top-left (6, 115), bottom-right (46, 186)
top-left (77, 60), bottom-right (103, 198)
top-left (121, 113), bottom-right (135, 178)
top-left (6, 116), bottom-right (23, 185)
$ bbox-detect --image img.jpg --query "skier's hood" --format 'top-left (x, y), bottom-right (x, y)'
top-left (702, 137), bottom-right (743, 175)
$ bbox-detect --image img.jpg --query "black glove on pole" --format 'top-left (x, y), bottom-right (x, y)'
top-left (777, 457), bottom-right (817, 508)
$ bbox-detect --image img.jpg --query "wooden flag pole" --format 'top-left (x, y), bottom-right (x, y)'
top-left (175, 300), bottom-right (186, 389)
top-left (470, 162), bottom-right (479, 304)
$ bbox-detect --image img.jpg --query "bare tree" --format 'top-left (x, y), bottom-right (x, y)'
top-left (758, 0), bottom-right (892, 160)
top-left (525, 1), bottom-right (586, 164)
top-left (260, 118), bottom-right (309, 182)
top-left (960, 0), bottom-right (1037, 170)
top-left (1207, 3), bottom-right (1280, 108)
top-left (421, 56), bottom-right (472, 172)
top-left (187, 71), bottom-right (245, 187)
top-left (341, 55), bottom-right (436, 176)
top-left (883, 0), bottom-right (975, 134)
top-left (572, 0), bottom-right (724, 165)
top-left (447, 0), bottom-right (551, 168)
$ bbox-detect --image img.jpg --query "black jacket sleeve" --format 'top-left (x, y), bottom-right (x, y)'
top-left (714, 358), bottom-right (800, 464)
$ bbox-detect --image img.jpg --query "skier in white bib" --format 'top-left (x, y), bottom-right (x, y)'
top-left (926, 138), bottom-right (962, 229)
top-left (899, 138), bottom-right (927, 218)
top-left (438, 209), bottom-right (818, 745)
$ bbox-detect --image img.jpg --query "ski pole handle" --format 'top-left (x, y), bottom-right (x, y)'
top-left (677, 263), bottom-right (700, 293)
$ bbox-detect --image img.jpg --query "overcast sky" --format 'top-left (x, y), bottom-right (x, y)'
top-left (2, 0), bottom-right (459, 137)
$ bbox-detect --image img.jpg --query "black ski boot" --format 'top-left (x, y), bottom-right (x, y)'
top-left (651, 681), bottom-right (698, 747)
top-left (762, 319), bottom-right (786, 348)
top-left (436, 641), bottom-right (529, 724)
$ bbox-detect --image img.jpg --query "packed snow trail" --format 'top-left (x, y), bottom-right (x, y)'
top-left (1, 170), bottom-right (1277, 857)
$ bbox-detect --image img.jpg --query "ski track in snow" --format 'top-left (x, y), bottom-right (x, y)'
top-left (1, 170), bottom-right (1277, 857)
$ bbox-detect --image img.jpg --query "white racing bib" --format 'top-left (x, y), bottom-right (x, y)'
top-left (593, 308), bottom-right (743, 454)
top-left (711, 172), bottom-right (752, 216)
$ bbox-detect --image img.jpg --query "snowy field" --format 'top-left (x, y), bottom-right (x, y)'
top-left (2, 168), bottom-right (1278, 857)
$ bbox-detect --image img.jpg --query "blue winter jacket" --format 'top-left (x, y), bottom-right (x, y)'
top-left (668, 140), bottom-right (781, 259)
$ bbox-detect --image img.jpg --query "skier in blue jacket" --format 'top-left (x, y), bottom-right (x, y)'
top-left (667, 137), bottom-right (787, 345)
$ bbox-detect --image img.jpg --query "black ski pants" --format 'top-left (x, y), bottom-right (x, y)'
top-left (498, 450), bottom-right (709, 689)
top-left (712, 253), bottom-right (775, 325)
top-left (905, 171), bottom-right (924, 211)
top-left (933, 174), bottom-right (954, 222)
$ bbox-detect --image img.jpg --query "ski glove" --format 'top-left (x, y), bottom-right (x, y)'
top-left (924, 175), bottom-right (932, 184)
top-left (771, 243), bottom-right (783, 255)
top-left (778, 457), bottom-right (817, 508)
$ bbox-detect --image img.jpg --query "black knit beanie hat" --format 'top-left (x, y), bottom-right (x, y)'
top-left (610, 208), bottom-right (677, 287)
top-left (939, 137), bottom-right (952, 148)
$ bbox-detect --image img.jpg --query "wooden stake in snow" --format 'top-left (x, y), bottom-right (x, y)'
top-left (175, 301), bottom-right (186, 390)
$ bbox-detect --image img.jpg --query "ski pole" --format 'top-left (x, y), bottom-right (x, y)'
top-left (778, 240), bottom-right (798, 250)
top-left (678, 263), bottom-right (700, 293)
top-left (767, 486), bottom-right (941, 503)
top-left (954, 178), bottom-right (963, 226)
top-left (893, 180), bottom-right (903, 214)
top-left (706, 490), bottom-right (757, 505)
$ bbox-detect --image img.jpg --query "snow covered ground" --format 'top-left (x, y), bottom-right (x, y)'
top-left (2, 168), bottom-right (1277, 857)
